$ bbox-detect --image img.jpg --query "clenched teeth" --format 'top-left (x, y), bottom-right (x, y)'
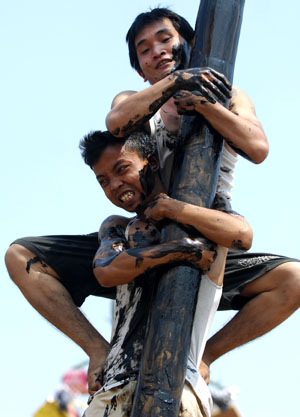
top-left (120, 191), bottom-right (134, 202)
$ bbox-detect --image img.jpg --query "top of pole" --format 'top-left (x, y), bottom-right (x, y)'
top-left (190, 0), bottom-right (245, 82)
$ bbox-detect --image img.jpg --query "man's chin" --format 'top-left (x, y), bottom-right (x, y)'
top-left (151, 68), bottom-right (172, 84)
top-left (160, 67), bottom-right (173, 79)
top-left (121, 201), bottom-right (138, 213)
top-left (127, 207), bottom-right (137, 213)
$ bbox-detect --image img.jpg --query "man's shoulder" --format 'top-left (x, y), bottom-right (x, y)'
top-left (99, 215), bottom-right (134, 239)
top-left (230, 86), bottom-right (247, 102)
top-left (111, 90), bottom-right (137, 108)
top-left (229, 86), bottom-right (254, 114)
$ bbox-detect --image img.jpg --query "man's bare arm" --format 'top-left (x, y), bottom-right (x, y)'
top-left (144, 193), bottom-right (253, 250)
top-left (106, 68), bottom-right (231, 137)
top-left (93, 214), bottom-right (216, 287)
top-left (174, 86), bottom-right (269, 163)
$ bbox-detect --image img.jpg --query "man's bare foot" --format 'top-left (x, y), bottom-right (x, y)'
top-left (199, 359), bottom-right (210, 384)
top-left (88, 344), bottom-right (110, 395)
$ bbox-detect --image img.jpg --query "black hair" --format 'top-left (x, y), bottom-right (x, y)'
top-left (79, 130), bottom-right (156, 169)
top-left (126, 7), bottom-right (194, 72)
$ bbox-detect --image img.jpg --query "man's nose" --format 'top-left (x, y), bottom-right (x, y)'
top-left (152, 43), bottom-right (166, 59)
top-left (110, 177), bottom-right (123, 191)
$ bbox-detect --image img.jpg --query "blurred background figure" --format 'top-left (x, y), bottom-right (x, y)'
top-left (33, 367), bottom-right (89, 417)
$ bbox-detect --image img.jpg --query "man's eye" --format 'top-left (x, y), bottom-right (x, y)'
top-left (99, 179), bottom-right (108, 188)
top-left (118, 165), bottom-right (128, 174)
top-left (141, 48), bottom-right (150, 55)
top-left (162, 37), bottom-right (171, 43)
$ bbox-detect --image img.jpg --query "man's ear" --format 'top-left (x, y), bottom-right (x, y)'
top-left (147, 154), bottom-right (159, 171)
top-left (137, 70), bottom-right (147, 82)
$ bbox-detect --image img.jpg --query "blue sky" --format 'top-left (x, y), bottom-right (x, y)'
top-left (1, 1), bottom-right (299, 416)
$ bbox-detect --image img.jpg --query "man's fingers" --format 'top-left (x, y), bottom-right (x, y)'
top-left (211, 77), bottom-right (232, 99)
top-left (173, 90), bottom-right (192, 100)
top-left (199, 360), bottom-right (210, 385)
top-left (88, 380), bottom-right (101, 395)
top-left (209, 68), bottom-right (232, 90)
top-left (199, 86), bottom-right (217, 104)
top-left (194, 68), bottom-right (232, 101)
top-left (202, 79), bottom-right (228, 103)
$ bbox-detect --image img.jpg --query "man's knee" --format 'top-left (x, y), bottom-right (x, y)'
top-left (5, 244), bottom-right (59, 284)
top-left (242, 261), bottom-right (300, 309)
top-left (5, 244), bottom-right (30, 280)
top-left (278, 262), bottom-right (300, 308)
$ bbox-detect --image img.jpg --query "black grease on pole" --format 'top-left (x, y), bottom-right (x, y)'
top-left (131, 1), bottom-right (245, 416)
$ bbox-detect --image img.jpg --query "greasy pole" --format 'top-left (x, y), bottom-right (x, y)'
top-left (131, 1), bottom-right (245, 416)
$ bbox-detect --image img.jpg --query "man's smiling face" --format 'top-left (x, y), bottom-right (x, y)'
top-left (135, 18), bottom-right (184, 84)
top-left (93, 143), bottom-right (149, 212)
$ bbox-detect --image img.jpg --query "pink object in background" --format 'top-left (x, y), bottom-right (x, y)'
top-left (62, 369), bottom-right (88, 394)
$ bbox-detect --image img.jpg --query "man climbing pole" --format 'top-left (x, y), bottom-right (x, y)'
top-left (79, 128), bottom-right (252, 417)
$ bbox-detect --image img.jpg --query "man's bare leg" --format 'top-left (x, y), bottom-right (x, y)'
top-left (200, 262), bottom-right (300, 382)
top-left (5, 244), bottom-right (109, 394)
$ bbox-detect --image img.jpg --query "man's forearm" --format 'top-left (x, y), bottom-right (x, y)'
top-left (93, 238), bottom-right (215, 287)
top-left (176, 203), bottom-right (252, 250)
top-left (199, 101), bottom-right (268, 163)
top-left (144, 196), bottom-right (252, 250)
top-left (106, 75), bottom-right (177, 137)
top-left (106, 67), bottom-right (232, 137)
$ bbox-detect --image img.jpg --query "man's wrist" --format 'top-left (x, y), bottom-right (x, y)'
top-left (160, 197), bottom-right (176, 220)
top-left (165, 71), bottom-right (180, 95)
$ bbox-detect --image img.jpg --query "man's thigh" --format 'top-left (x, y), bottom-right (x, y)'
top-left (11, 233), bottom-right (116, 306)
top-left (240, 261), bottom-right (300, 297)
top-left (220, 249), bottom-right (299, 310)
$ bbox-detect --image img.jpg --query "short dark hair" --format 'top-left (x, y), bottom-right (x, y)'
top-left (126, 7), bottom-right (194, 72)
top-left (79, 130), bottom-right (157, 169)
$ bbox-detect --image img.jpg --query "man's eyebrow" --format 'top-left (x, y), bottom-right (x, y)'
top-left (96, 159), bottom-right (128, 179)
top-left (136, 28), bottom-right (171, 49)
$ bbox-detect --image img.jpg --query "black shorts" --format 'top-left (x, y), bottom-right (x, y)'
top-left (12, 233), bottom-right (115, 306)
top-left (12, 234), bottom-right (299, 309)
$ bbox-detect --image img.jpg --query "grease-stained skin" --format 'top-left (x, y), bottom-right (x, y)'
top-left (93, 213), bottom-right (216, 287)
top-left (114, 67), bottom-right (231, 137)
top-left (136, 163), bottom-right (157, 207)
top-left (92, 141), bottom-right (160, 214)
top-left (106, 18), bottom-right (268, 165)
top-left (26, 256), bottom-right (48, 273)
top-left (92, 147), bottom-right (252, 400)
top-left (144, 192), bottom-right (252, 251)
top-left (92, 142), bottom-right (252, 287)
top-left (91, 136), bottom-right (252, 398)
top-left (173, 67), bottom-right (231, 104)
top-left (93, 204), bottom-right (216, 393)
top-left (93, 216), bottom-right (129, 269)
top-left (136, 156), bottom-right (166, 215)
top-left (93, 190), bottom-right (251, 287)
top-left (171, 41), bottom-right (191, 72)
top-left (126, 218), bottom-right (161, 248)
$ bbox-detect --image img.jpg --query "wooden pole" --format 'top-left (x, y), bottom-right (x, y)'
top-left (131, 1), bottom-right (245, 416)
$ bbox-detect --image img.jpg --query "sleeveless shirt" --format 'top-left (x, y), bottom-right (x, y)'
top-left (149, 111), bottom-right (237, 202)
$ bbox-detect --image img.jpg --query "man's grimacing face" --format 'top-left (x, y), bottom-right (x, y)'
top-left (135, 18), bottom-right (185, 84)
top-left (93, 144), bottom-right (150, 213)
